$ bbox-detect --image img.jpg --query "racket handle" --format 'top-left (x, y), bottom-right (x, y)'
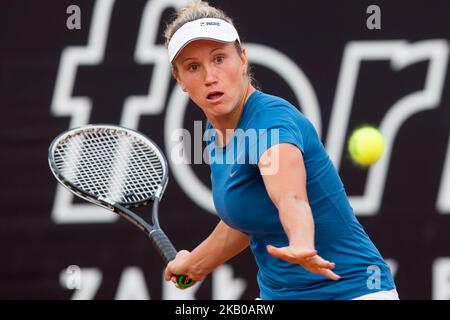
top-left (150, 229), bottom-right (196, 288)
top-left (150, 228), bottom-right (177, 263)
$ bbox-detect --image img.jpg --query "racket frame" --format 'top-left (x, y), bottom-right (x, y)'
top-left (48, 124), bottom-right (194, 288)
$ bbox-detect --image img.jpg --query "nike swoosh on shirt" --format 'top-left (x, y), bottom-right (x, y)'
top-left (229, 170), bottom-right (238, 177)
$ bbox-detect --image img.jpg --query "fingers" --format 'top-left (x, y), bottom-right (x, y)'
top-left (164, 250), bottom-right (191, 282)
top-left (304, 256), bottom-right (340, 280)
top-left (267, 245), bottom-right (317, 261)
top-left (266, 245), bottom-right (340, 281)
top-left (319, 268), bottom-right (341, 281)
top-left (298, 249), bottom-right (318, 259)
top-left (169, 276), bottom-right (185, 290)
top-left (164, 262), bottom-right (174, 281)
top-left (266, 245), bottom-right (296, 263)
top-left (309, 255), bottom-right (335, 269)
top-left (164, 251), bottom-right (199, 290)
top-left (166, 271), bottom-right (193, 290)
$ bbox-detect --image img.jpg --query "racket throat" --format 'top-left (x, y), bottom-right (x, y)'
top-left (154, 185), bottom-right (164, 200)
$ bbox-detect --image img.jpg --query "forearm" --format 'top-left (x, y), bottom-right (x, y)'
top-left (278, 193), bottom-right (315, 249)
top-left (186, 220), bottom-right (250, 278)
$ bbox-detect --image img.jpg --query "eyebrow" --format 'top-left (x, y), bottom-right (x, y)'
top-left (181, 46), bottom-right (226, 64)
top-left (210, 46), bottom-right (225, 54)
top-left (181, 57), bottom-right (195, 64)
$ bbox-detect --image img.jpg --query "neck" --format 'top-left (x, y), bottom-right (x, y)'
top-left (209, 83), bottom-right (256, 146)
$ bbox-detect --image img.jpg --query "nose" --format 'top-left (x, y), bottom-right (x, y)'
top-left (203, 64), bottom-right (218, 86)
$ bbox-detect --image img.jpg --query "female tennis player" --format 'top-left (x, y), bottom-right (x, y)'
top-left (163, 0), bottom-right (398, 300)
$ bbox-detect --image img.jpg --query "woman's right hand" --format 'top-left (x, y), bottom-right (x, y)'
top-left (164, 221), bottom-right (250, 289)
top-left (164, 250), bottom-right (202, 289)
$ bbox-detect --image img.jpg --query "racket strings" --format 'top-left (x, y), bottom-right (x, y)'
top-left (56, 132), bottom-right (126, 200)
top-left (53, 128), bottom-right (165, 204)
top-left (119, 141), bottom-right (163, 202)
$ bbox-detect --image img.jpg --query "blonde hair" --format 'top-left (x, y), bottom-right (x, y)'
top-left (164, 0), bottom-right (234, 47)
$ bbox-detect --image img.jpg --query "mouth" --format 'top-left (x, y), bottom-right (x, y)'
top-left (206, 91), bottom-right (224, 103)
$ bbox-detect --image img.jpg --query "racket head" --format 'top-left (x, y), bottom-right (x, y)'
top-left (48, 124), bottom-right (169, 208)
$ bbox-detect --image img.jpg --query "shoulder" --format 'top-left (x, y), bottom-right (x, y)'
top-left (249, 91), bottom-right (298, 113)
top-left (245, 91), bottom-right (307, 128)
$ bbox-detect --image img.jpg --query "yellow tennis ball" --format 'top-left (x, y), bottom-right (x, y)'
top-left (348, 126), bottom-right (385, 166)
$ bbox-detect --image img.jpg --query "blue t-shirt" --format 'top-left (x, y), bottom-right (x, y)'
top-left (205, 91), bottom-right (396, 300)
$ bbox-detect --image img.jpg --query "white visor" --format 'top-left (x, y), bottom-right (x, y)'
top-left (168, 18), bottom-right (240, 63)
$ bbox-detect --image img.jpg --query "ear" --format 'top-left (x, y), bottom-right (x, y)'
top-left (172, 68), bottom-right (187, 92)
top-left (240, 48), bottom-right (248, 75)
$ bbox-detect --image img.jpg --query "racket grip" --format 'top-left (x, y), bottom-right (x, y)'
top-left (150, 229), bottom-right (177, 263)
top-left (150, 229), bottom-right (196, 288)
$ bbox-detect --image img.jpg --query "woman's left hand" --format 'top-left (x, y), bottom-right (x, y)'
top-left (267, 245), bottom-right (341, 281)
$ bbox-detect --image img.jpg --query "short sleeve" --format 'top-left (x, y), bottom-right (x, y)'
top-left (248, 106), bottom-right (305, 165)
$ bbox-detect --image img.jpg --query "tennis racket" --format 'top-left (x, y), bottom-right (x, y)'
top-left (48, 124), bottom-right (195, 288)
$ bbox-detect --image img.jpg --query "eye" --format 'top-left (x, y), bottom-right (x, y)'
top-left (187, 63), bottom-right (199, 72)
top-left (214, 55), bottom-right (225, 64)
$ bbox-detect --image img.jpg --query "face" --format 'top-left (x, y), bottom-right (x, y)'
top-left (172, 39), bottom-right (248, 118)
